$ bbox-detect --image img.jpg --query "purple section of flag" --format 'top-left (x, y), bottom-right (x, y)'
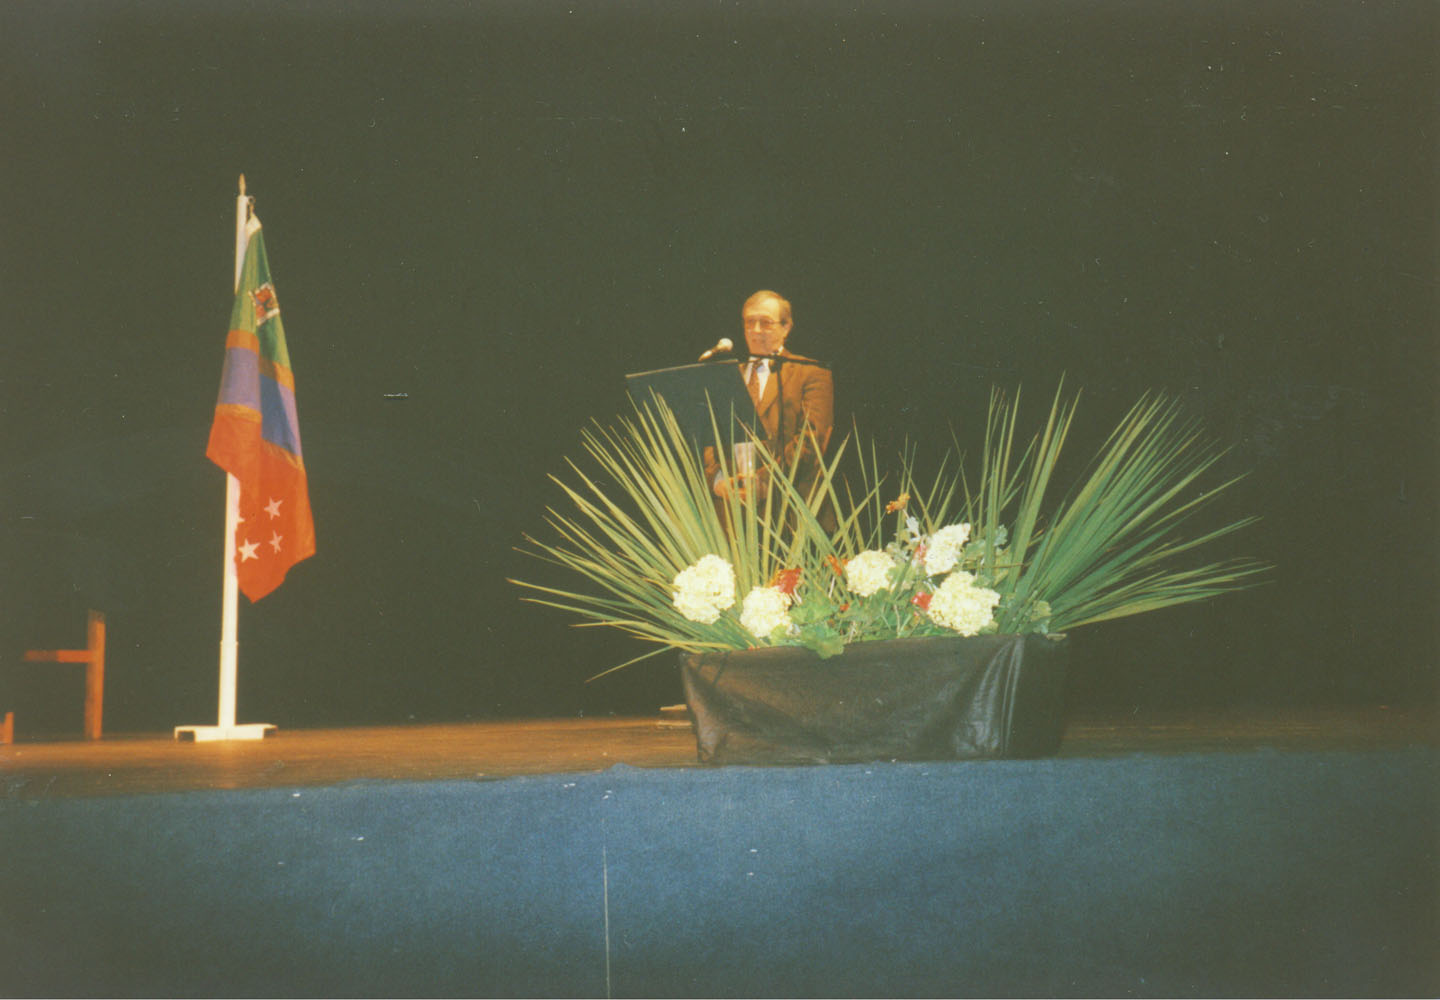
top-left (215, 347), bottom-right (260, 410)
top-left (216, 346), bottom-right (303, 458)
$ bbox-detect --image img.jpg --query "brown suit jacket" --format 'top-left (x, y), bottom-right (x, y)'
top-left (704, 350), bottom-right (834, 499)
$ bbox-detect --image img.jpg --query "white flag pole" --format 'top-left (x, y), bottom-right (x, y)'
top-left (175, 175), bottom-right (275, 742)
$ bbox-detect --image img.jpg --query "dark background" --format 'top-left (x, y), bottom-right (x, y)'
top-left (1, 1), bottom-right (1433, 735)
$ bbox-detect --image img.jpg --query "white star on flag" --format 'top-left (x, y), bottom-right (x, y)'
top-left (269, 531), bottom-right (283, 553)
top-left (265, 497), bottom-right (283, 519)
top-left (238, 538), bottom-right (260, 562)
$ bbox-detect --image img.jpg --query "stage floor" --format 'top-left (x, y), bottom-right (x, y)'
top-left (2, 705), bottom-right (1434, 800)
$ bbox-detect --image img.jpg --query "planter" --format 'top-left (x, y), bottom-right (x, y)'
top-left (680, 633), bottom-right (1069, 765)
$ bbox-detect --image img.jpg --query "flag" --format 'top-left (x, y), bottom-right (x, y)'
top-left (206, 211), bottom-right (315, 601)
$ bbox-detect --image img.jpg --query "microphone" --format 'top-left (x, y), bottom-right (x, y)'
top-left (698, 337), bottom-right (733, 361)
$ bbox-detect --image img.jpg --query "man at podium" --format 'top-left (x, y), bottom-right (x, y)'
top-left (705, 290), bottom-right (834, 505)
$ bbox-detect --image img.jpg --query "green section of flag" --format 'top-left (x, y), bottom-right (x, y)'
top-left (228, 225), bottom-right (291, 370)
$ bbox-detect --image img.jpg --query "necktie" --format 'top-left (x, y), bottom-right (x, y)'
top-left (747, 360), bottom-right (765, 406)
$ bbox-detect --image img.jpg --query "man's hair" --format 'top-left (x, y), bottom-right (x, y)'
top-left (743, 289), bottom-right (792, 325)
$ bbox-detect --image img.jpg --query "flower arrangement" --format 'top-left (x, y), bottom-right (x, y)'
top-left (663, 502), bottom-right (1029, 660)
top-left (513, 384), bottom-right (1268, 673)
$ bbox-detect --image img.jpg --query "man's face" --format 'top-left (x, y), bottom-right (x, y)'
top-left (742, 297), bottom-right (791, 356)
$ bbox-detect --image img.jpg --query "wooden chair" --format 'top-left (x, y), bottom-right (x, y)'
top-left (11, 610), bottom-right (106, 741)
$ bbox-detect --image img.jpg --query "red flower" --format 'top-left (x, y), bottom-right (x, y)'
top-left (826, 555), bottom-right (846, 578)
top-left (769, 567), bottom-right (802, 597)
top-left (911, 592), bottom-right (933, 611)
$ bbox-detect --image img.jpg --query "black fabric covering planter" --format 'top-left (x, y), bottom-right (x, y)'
top-left (680, 634), bottom-right (1069, 764)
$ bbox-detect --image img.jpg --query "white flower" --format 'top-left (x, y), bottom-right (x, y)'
top-left (845, 549), bottom-right (895, 597)
top-left (740, 585), bottom-right (792, 639)
top-left (672, 555), bottom-right (736, 624)
top-left (926, 570), bottom-right (1000, 636)
top-left (923, 523), bottom-right (972, 576)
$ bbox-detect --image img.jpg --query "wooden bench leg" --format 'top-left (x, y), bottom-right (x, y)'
top-left (85, 611), bottom-right (105, 741)
top-left (21, 609), bottom-right (106, 741)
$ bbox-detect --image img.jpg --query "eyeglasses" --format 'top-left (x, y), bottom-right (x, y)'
top-left (743, 317), bottom-right (783, 330)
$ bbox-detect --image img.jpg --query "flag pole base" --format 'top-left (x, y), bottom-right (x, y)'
top-left (173, 723), bottom-right (276, 743)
